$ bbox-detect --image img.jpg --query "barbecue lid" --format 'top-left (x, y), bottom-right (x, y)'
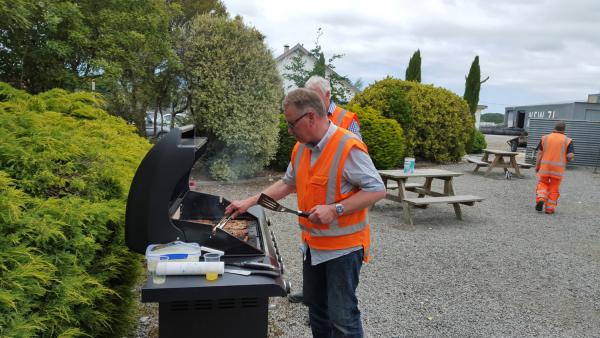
top-left (125, 125), bottom-right (207, 254)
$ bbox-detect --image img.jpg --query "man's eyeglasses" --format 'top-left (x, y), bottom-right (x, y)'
top-left (287, 112), bottom-right (309, 129)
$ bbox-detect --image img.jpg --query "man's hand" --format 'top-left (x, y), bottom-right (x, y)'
top-left (308, 204), bottom-right (337, 224)
top-left (225, 196), bottom-right (257, 218)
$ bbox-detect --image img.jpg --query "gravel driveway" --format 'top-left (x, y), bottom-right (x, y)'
top-left (133, 160), bottom-right (600, 337)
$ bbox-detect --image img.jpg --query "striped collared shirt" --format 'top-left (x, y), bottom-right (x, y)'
top-left (328, 102), bottom-right (362, 139)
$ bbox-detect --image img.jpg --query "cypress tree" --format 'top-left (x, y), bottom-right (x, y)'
top-left (312, 53), bottom-right (327, 77)
top-left (405, 49), bottom-right (421, 82)
top-left (464, 56), bottom-right (481, 115)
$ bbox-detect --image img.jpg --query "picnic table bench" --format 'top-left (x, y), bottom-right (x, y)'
top-left (467, 149), bottom-right (532, 178)
top-left (378, 169), bottom-right (485, 225)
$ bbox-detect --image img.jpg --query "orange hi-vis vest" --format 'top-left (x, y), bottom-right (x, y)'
top-left (538, 132), bottom-right (572, 179)
top-left (330, 106), bottom-right (359, 130)
top-left (291, 127), bottom-right (370, 261)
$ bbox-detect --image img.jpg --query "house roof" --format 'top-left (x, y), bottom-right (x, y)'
top-left (275, 43), bottom-right (360, 93)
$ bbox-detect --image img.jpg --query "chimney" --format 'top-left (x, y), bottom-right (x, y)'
top-left (283, 44), bottom-right (290, 54)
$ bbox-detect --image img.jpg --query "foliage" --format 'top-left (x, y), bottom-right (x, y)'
top-left (0, 0), bottom-right (227, 135)
top-left (178, 15), bottom-right (282, 181)
top-left (270, 115), bottom-right (298, 171)
top-left (0, 0), bottom-right (176, 136)
top-left (480, 113), bottom-right (504, 124)
top-left (466, 129), bottom-right (487, 154)
top-left (0, 83), bottom-right (150, 337)
top-left (464, 56), bottom-right (481, 115)
top-left (169, 0), bottom-right (227, 26)
top-left (405, 82), bottom-right (474, 162)
top-left (348, 104), bottom-right (405, 169)
top-left (282, 28), bottom-right (353, 103)
top-left (352, 78), bottom-right (474, 162)
top-left (405, 49), bottom-right (422, 82)
top-left (350, 77), bottom-right (413, 131)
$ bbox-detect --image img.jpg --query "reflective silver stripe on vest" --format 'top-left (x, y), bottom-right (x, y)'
top-left (294, 144), bottom-right (305, 173)
top-left (326, 133), bottom-right (353, 205)
top-left (299, 218), bottom-right (368, 237)
top-left (540, 134), bottom-right (568, 167)
top-left (538, 170), bottom-right (564, 177)
top-left (299, 132), bottom-right (368, 237)
top-left (336, 109), bottom-right (347, 126)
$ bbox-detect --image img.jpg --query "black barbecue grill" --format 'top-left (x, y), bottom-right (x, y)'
top-left (125, 125), bottom-right (289, 338)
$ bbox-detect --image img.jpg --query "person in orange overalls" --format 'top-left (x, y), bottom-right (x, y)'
top-left (226, 88), bottom-right (385, 337)
top-left (535, 121), bottom-right (574, 214)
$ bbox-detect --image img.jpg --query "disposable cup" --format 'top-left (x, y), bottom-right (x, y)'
top-left (204, 253), bottom-right (222, 281)
top-left (403, 157), bottom-right (415, 173)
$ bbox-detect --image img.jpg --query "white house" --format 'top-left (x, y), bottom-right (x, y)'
top-left (475, 104), bottom-right (487, 128)
top-left (274, 43), bottom-right (359, 103)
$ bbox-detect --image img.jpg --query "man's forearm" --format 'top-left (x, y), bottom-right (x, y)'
top-left (338, 190), bottom-right (386, 215)
top-left (250, 179), bottom-right (295, 204)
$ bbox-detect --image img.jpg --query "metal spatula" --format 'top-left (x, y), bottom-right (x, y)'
top-left (257, 193), bottom-right (310, 218)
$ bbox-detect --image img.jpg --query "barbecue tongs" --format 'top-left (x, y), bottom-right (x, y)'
top-left (212, 214), bottom-right (233, 234)
top-left (257, 193), bottom-right (310, 218)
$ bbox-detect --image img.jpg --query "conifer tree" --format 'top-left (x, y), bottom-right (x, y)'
top-left (405, 49), bottom-right (421, 82)
top-left (463, 56), bottom-right (489, 115)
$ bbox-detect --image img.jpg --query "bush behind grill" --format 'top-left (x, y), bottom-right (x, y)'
top-left (0, 83), bottom-right (150, 337)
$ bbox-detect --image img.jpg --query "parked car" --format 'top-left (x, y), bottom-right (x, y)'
top-left (145, 112), bottom-right (190, 139)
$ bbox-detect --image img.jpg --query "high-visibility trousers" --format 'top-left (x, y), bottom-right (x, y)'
top-left (536, 175), bottom-right (562, 213)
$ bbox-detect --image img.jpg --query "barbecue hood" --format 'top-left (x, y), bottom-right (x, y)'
top-left (125, 125), bottom-right (269, 258)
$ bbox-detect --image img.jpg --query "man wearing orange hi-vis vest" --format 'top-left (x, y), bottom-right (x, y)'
top-left (535, 121), bottom-right (574, 214)
top-left (226, 88), bottom-right (385, 337)
top-left (305, 75), bottom-right (362, 139)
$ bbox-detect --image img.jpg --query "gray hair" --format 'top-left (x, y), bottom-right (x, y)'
top-left (554, 120), bottom-right (566, 132)
top-left (283, 88), bottom-right (325, 117)
top-left (305, 75), bottom-right (331, 95)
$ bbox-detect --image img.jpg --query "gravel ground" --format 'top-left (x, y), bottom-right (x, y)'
top-left (132, 135), bottom-right (600, 337)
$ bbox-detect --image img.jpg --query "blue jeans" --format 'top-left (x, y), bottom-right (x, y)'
top-left (303, 248), bottom-right (364, 338)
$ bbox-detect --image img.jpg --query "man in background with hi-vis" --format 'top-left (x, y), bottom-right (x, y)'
top-left (304, 75), bottom-right (361, 139)
top-left (535, 120), bottom-right (574, 214)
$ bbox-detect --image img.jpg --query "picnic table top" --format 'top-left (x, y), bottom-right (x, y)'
top-left (483, 148), bottom-right (519, 156)
top-left (378, 168), bottom-right (463, 179)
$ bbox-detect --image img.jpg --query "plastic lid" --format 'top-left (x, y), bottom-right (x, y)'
top-left (145, 241), bottom-right (201, 259)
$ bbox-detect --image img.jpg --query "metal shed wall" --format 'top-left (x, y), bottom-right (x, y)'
top-left (525, 119), bottom-right (600, 167)
top-left (505, 102), bottom-right (600, 131)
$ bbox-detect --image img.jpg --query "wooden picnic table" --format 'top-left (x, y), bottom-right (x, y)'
top-left (378, 169), bottom-right (484, 225)
top-left (467, 148), bottom-right (533, 178)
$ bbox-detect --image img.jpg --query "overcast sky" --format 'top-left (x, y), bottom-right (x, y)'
top-left (222, 0), bottom-right (600, 113)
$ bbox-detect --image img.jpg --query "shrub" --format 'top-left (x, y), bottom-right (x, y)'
top-left (406, 84), bottom-right (474, 162)
top-left (0, 83), bottom-right (150, 337)
top-left (180, 15), bottom-right (283, 181)
top-left (466, 129), bottom-right (487, 154)
top-left (352, 78), bottom-right (474, 162)
top-left (350, 77), bottom-right (412, 127)
top-left (348, 104), bottom-right (405, 169)
top-left (270, 115), bottom-right (298, 171)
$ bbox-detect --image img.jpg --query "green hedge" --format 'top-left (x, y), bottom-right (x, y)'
top-left (270, 115), bottom-right (298, 171)
top-left (466, 129), bottom-right (487, 154)
top-left (180, 15), bottom-right (283, 181)
top-left (351, 78), bottom-right (474, 162)
top-left (0, 83), bottom-right (150, 337)
top-left (348, 104), bottom-right (404, 169)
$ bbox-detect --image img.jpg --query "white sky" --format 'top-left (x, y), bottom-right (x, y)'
top-left (222, 0), bottom-right (600, 113)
